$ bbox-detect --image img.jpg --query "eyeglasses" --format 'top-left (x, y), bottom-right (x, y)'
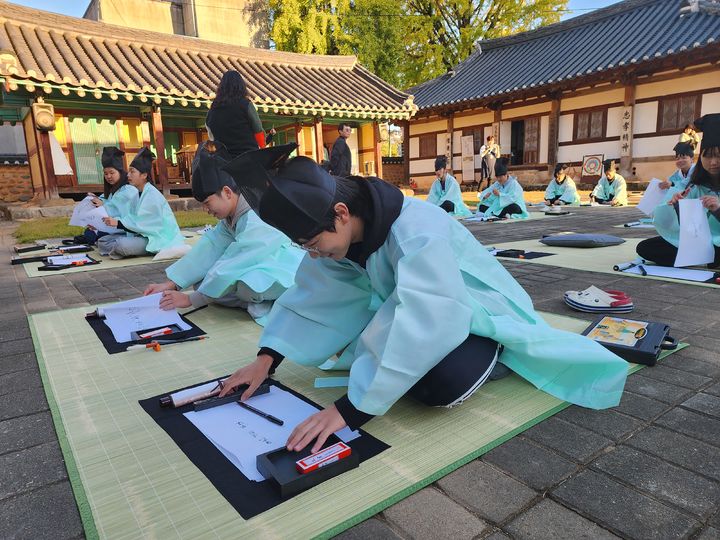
top-left (291, 242), bottom-right (321, 254)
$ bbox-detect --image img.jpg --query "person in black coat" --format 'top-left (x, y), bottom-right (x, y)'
top-left (330, 123), bottom-right (352, 177)
top-left (205, 70), bottom-right (274, 158)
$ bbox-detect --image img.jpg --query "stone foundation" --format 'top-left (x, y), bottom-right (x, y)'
top-left (0, 164), bottom-right (33, 203)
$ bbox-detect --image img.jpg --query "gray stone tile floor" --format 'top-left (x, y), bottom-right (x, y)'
top-left (0, 205), bottom-right (717, 539)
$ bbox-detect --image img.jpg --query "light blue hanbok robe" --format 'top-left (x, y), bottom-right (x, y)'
top-left (166, 207), bottom-right (304, 299)
top-left (544, 177), bottom-right (580, 205)
top-left (477, 176), bottom-right (529, 218)
top-left (118, 182), bottom-right (184, 253)
top-left (426, 174), bottom-right (472, 218)
top-left (667, 165), bottom-right (694, 190)
top-left (653, 183), bottom-right (720, 248)
top-left (100, 184), bottom-right (138, 218)
top-left (591, 174), bottom-right (627, 206)
top-left (260, 198), bottom-right (628, 417)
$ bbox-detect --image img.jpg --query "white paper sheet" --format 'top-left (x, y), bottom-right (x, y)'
top-left (184, 386), bottom-right (359, 482)
top-left (101, 293), bottom-right (191, 343)
top-left (69, 196), bottom-right (121, 234)
top-left (623, 264), bottom-right (714, 282)
top-left (46, 254), bottom-right (93, 266)
top-left (637, 178), bottom-right (666, 216)
top-left (675, 199), bottom-right (715, 267)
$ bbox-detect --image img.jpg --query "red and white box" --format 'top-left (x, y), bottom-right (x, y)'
top-left (295, 442), bottom-right (352, 474)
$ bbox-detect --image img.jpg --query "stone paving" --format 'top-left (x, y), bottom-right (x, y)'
top-left (0, 206), bottom-right (718, 540)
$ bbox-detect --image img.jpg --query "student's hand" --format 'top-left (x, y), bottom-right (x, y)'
top-left (219, 354), bottom-right (273, 399)
top-left (492, 188), bottom-right (500, 196)
top-left (144, 281), bottom-right (177, 296)
top-left (286, 405), bottom-right (347, 454)
top-left (90, 198), bottom-right (103, 207)
top-left (87, 225), bottom-right (97, 232)
top-left (701, 195), bottom-right (720, 212)
top-left (543, 200), bottom-right (552, 206)
top-left (483, 192), bottom-right (492, 200)
top-left (658, 180), bottom-right (672, 190)
top-left (268, 127), bottom-right (277, 136)
top-left (102, 217), bottom-right (118, 227)
top-left (668, 191), bottom-right (685, 206)
top-left (159, 290), bottom-right (191, 310)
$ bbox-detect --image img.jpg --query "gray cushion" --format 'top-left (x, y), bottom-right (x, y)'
top-left (540, 233), bottom-right (626, 248)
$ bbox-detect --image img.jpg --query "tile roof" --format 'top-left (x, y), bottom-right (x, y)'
top-left (411, 0), bottom-right (720, 112)
top-left (0, 2), bottom-right (416, 119)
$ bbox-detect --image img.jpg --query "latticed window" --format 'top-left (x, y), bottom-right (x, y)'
top-left (658, 95), bottom-right (701, 132)
top-left (575, 109), bottom-right (606, 142)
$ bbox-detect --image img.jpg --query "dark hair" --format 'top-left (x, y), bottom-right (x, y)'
top-left (306, 176), bottom-right (372, 235)
top-left (554, 163), bottom-right (567, 177)
top-left (338, 123), bottom-right (352, 132)
top-left (684, 123), bottom-right (695, 131)
top-left (689, 146), bottom-right (720, 190)
top-left (103, 168), bottom-right (129, 199)
top-left (486, 135), bottom-right (494, 141)
top-left (211, 70), bottom-right (248, 109)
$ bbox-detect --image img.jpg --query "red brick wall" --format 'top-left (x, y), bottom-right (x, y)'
top-left (382, 162), bottom-right (406, 185)
top-left (0, 164), bottom-right (33, 202)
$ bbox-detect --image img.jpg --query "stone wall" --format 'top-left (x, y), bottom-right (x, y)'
top-left (0, 164), bottom-right (33, 203)
top-left (382, 159), bottom-right (406, 185)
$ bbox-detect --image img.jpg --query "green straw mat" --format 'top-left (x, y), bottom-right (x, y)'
top-left (23, 232), bottom-right (201, 278)
top-left (30, 305), bottom-right (684, 539)
top-left (492, 238), bottom-right (719, 288)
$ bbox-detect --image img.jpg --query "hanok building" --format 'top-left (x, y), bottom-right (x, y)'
top-left (405, 0), bottom-right (720, 190)
top-left (0, 2), bottom-right (415, 201)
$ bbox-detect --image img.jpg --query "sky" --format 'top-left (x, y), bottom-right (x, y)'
top-left (9, 0), bottom-right (623, 20)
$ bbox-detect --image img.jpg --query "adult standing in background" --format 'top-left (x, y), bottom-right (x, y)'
top-left (330, 123), bottom-right (353, 177)
top-left (679, 123), bottom-right (701, 152)
top-left (480, 135), bottom-right (501, 189)
top-left (205, 70), bottom-right (274, 158)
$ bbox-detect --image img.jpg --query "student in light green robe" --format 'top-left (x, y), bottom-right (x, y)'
top-left (145, 142), bottom-right (304, 323)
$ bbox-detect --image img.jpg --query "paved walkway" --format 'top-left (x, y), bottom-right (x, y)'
top-left (0, 207), bottom-right (718, 539)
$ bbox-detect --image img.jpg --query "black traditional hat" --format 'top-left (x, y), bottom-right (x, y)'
top-left (434, 155), bottom-right (447, 171)
top-left (554, 162), bottom-right (568, 176)
top-left (130, 147), bottom-right (155, 176)
top-left (101, 147), bottom-right (125, 172)
top-left (673, 142), bottom-right (694, 158)
top-left (695, 114), bottom-right (720, 151)
top-left (191, 141), bottom-right (235, 202)
top-left (603, 159), bottom-right (616, 173)
top-left (494, 157), bottom-right (509, 177)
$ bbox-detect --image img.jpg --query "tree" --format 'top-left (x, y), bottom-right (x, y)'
top-left (269, 0), bottom-right (350, 55)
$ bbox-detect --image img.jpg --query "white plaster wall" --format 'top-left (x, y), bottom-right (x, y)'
top-left (347, 131), bottom-right (359, 175)
top-left (633, 135), bottom-right (679, 158)
top-left (409, 159), bottom-right (436, 175)
top-left (558, 114), bottom-right (573, 142)
top-left (452, 130), bottom-right (463, 153)
top-left (702, 92), bottom-right (720, 115)
top-left (484, 125), bottom-right (494, 142)
top-left (633, 102), bottom-right (658, 134)
top-left (606, 106), bottom-right (624, 137)
top-left (437, 133), bottom-right (450, 156)
top-left (557, 140), bottom-right (621, 163)
top-left (539, 115), bottom-right (549, 164)
top-left (409, 137), bottom-right (419, 159)
top-left (452, 156), bottom-right (462, 171)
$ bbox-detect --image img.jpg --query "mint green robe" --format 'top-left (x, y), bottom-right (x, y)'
top-left (544, 177), bottom-right (580, 205)
top-left (100, 184), bottom-right (138, 218)
top-left (426, 174), bottom-right (472, 218)
top-left (477, 176), bottom-right (529, 218)
top-left (259, 198), bottom-right (627, 416)
top-left (592, 174), bottom-right (627, 205)
top-left (118, 183), bottom-right (184, 253)
top-left (166, 209), bottom-right (304, 299)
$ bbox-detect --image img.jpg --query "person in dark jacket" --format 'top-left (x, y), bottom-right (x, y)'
top-left (330, 123), bottom-right (352, 177)
top-left (205, 70), bottom-right (274, 158)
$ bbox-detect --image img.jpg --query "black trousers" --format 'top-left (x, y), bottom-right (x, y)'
top-left (546, 196), bottom-right (566, 204)
top-left (408, 334), bottom-right (500, 407)
top-left (477, 203), bottom-right (523, 218)
top-left (439, 200), bottom-right (455, 213)
top-left (637, 236), bottom-right (720, 267)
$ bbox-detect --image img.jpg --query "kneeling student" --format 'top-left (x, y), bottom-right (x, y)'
top-left (218, 145), bottom-right (628, 453)
top-left (425, 156), bottom-right (472, 218)
top-left (477, 158), bottom-right (529, 219)
top-left (145, 142), bottom-right (305, 322)
top-left (590, 160), bottom-right (627, 206)
top-left (544, 163), bottom-right (580, 206)
top-left (99, 148), bottom-right (184, 259)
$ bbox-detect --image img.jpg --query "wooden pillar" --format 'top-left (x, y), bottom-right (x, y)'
top-left (620, 82), bottom-right (636, 177)
top-left (401, 120), bottom-right (410, 183)
top-left (373, 121), bottom-right (383, 178)
top-left (294, 122), bottom-right (304, 156)
top-left (547, 94), bottom-right (561, 174)
top-left (314, 118), bottom-right (324, 163)
top-left (151, 107), bottom-right (169, 196)
top-left (37, 130), bottom-right (58, 199)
